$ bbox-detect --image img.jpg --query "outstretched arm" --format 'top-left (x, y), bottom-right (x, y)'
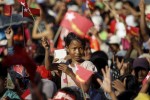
top-left (5, 27), bottom-right (14, 55)
top-left (139, 0), bottom-right (149, 42)
top-left (32, 18), bottom-right (54, 40)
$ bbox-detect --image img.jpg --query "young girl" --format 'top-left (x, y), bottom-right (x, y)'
top-left (42, 32), bottom-right (97, 92)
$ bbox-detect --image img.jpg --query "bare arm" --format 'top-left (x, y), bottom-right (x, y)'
top-left (32, 18), bottom-right (54, 40)
top-left (58, 64), bottom-right (91, 92)
top-left (139, 0), bottom-right (149, 42)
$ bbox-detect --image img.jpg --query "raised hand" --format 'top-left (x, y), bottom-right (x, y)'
top-left (112, 79), bottom-right (126, 94)
top-left (97, 66), bottom-right (111, 93)
top-left (139, 0), bottom-right (145, 12)
top-left (41, 37), bottom-right (49, 50)
top-left (5, 27), bottom-right (14, 40)
top-left (58, 64), bottom-right (73, 76)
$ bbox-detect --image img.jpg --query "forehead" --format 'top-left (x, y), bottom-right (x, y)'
top-left (69, 40), bottom-right (83, 47)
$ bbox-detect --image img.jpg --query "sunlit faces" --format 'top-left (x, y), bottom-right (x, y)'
top-left (66, 40), bottom-right (84, 62)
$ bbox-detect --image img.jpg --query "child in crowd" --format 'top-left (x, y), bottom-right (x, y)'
top-left (42, 32), bottom-right (97, 93)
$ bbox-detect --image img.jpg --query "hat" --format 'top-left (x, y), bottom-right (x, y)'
top-left (133, 58), bottom-right (149, 70)
top-left (108, 35), bottom-right (121, 44)
top-left (116, 50), bottom-right (127, 57)
top-left (125, 15), bottom-right (137, 27)
top-left (42, 79), bottom-right (57, 98)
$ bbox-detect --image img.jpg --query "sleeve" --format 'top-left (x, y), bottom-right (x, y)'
top-left (134, 93), bottom-right (150, 100)
top-left (82, 61), bottom-right (97, 72)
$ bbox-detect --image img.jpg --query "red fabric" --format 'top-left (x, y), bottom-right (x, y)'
top-left (90, 36), bottom-right (100, 51)
top-left (86, 0), bottom-right (95, 10)
top-left (25, 28), bottom-right (31, 41)
top-left (60, 11), bottom-right (93, 38)
top-left (2, 46), bottom-right (37, 82)
top-left (36, 65), bottom-right (51, 79)
top-left (121, 38), bottom-right (130, 50)
top-left (127, 26), bottom-right (139, 37)
top-left (109, 20), bottom-right (117, 34)
top-left (57, 36), bottom-right (64, 49)
top-left (23, 7), bottom-right (40, 17)
top-left (21, 89), bottom-right (30, 100)
top-left (146, 14), bottom-right (150, 20)
top-left (143, 71), bottom-right (150, 85)
top-left (76, 65), bottom-right (93, 83)
top-left (3, 5), bottom-right (12, 16)
top-left (17, 0), bottom-right (27, 6)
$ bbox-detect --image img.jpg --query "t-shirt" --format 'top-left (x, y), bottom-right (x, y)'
top-left (1, 89), bottom-right (20, 100)
top-left (134, 93), bottom-right (150, 100)
top-left (61, 61), bottom-right (97, 88)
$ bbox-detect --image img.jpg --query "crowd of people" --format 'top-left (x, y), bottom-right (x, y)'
top-left (0, 0), bottom-right (150, 100)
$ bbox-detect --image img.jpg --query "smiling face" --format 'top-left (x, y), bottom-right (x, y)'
top-left (66, 40), bottom-right (84, 63)
top-left (134, 68), bottom-right (149, 83)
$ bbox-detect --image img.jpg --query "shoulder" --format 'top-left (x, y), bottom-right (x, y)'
top-left (81, 61), bottom-right (97, 72)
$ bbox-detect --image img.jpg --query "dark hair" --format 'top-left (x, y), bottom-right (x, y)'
top-left (0, 63), bottom-right (7, 80)
top-left (54, 87), bottom-right (82, 100)
top-left (117, 90), bottom-right (137, 100)
top-left (119, 75), bottom-right (138, 92)
top-left (64, 32), bottom-right (85, 47)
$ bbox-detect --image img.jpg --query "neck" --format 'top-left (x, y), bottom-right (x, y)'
top-left (70, 59), bottom-right (84, 67)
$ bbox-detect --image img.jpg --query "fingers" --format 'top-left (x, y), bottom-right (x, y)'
top-left (101, 68), bottom-right (106, 77)
top-left (53, 58), bottom-right (59, 63)
top-left (123, 78), bottom-right (127, 87)
top-left (41, 37), bottom-right (49, 48)
top-left (97, 78), bottom-right (103, 86)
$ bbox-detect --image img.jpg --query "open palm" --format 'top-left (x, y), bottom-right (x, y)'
top-left (97, 66), bottom-right (111, 93)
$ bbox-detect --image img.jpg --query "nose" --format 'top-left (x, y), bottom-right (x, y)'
top-left (75, 49), bottom-right (80, 54)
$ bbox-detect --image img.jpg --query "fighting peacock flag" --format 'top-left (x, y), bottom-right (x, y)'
top-left (75, 64), bottom-right (93, 83)
top-left (60, 11), bottom-right (93, 38)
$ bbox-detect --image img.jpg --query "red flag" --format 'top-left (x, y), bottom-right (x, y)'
top-left (3, 5), bottom-right (12, 16)
top-left (21, 89), bottom-right (31, 100)
top-left (57, 27), bottom-right (69, 49)
top-left (76, 65), bottom-right (93, 83)
top-left (143, 71), bottom-right (150, 85)
top-left (127, 26), bottom-right (139, 37)
top-left (17, 0), bottom-right (27, 7)
top-left (146, 14), bottom-right (150, 20)
top-left (90, 35), bottom-right (100, 51)
top-left (23, 7), bottom-right (40, 17)
top-left (60, 11), bottom-right (93, 38)
top-left (121, 38), bottom-right (130, 50)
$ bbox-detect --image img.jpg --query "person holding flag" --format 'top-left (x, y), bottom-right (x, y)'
top-left (42, 32), bottom-right (97, 98)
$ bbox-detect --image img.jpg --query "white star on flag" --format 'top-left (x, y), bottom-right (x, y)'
top-left (21, 2), bottom-right (25, 6)
top-left (146, 75), bottom-right (150, 80)
top-left (65, 12), bottom-right (75, 21)
top-left (24, 8), bottom-right (28, 12)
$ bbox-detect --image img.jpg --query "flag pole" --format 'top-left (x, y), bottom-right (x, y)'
top-left (9, 6), bottom-right (13, 27)
top-left (80, 83), bottom-right (86, 100)
top-left (27, 8), bottom-right (42, 34)
top-left (54, 26), bottom-right (62, 47)
top-left (21, 6), bottom-right (26, 47)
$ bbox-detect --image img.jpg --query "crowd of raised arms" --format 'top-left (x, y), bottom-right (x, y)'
top-left (0, 0), bottom-right (150, 100)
